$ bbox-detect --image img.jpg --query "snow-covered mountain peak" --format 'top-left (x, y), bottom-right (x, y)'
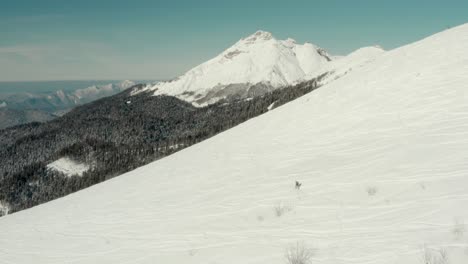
top-left (118, 80), bottom-right (136, 89)
top-left (241, 30), bottom-right (274, 44)
top-left (72, 80), bottom-right (136, 100)
top-left (141, 31), bottom-right (337, 105)
top-left (372, 44), bottom-right (384, 51)
top-left (137, 30), bottom-right (385, 106)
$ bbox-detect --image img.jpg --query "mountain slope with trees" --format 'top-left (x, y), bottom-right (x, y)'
top-left (0, 74), bottom-right (326, 214)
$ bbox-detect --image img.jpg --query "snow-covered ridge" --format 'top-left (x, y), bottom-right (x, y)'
top-left (70, 80), bottom-right (135, 101)
top-left (140, 30), bottom-right (376, 105)
top-left (311, 45), bottom-right (385, 84)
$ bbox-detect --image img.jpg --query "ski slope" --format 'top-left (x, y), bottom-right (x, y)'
top-left (1, 24), bottom-right (468, 264)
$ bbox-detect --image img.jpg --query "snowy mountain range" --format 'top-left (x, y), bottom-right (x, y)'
top-left (140, 31), bottom-right (384, 105)
top-left (0, 80), bottom-right (135, 129)
top-left (1, 80), bottom-right (135, 112)
top-left (1, 23), bottom-right (467, 264)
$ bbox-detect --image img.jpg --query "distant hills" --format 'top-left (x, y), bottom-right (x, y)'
top-left (0, 80), bottom-right (135, 129)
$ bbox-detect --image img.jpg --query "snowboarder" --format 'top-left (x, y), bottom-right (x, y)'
top-left (295, 181), bottom-right (302, 190)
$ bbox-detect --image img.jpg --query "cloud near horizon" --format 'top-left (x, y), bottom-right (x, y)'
top-left (0, 42), bottom-right (189, 81)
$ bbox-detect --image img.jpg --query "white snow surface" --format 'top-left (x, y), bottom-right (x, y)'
top-left (47, 157), bottom-right (90, 177)
top-left (1, 24), bottom-right (468, 264)
top-left (309, 46), bottom-right (385, 83)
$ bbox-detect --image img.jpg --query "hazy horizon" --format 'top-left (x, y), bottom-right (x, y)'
top-left (0, 80), bottom-right (161, 94)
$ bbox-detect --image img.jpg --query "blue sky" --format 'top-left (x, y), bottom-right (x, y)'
top-left (1, 0), bottom-right (467, 81)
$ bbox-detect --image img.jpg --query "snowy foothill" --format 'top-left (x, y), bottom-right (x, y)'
top-left (1, 24), bottom-right (468, 264)
top-left (46, 157), bottom-right (90, 177)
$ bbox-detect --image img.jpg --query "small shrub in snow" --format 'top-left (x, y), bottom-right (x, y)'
top-left (366, 186), bottom-right (377, 196)
top-left (285, 242), bottom-right (314, 264)
top-left (188, 249), bottom-right (197, 256)
top-left (420, 182), bottom-right (427, 190)
top-left (423, 247), bottom-right (448, 264)
top-left (275, 203), bottom-right (292, 217)
top-left (452, 219), bottom-right (465, 240)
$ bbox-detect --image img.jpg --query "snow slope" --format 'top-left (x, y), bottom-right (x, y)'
top-left (308, 46), bottom-right (385, 84)
top-left (1, 24), bottom-right (468, 264)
